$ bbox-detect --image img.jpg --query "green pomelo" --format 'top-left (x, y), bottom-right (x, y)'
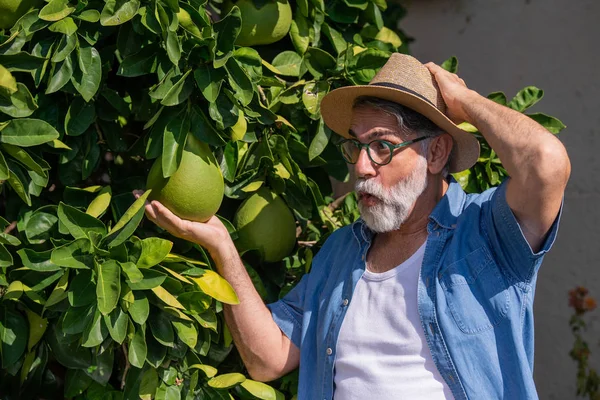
top-left (223, 0), bottom-right (292, 46)
top-left (233, 187), bottom-right (296, 262)
top-left (146, 135), bottom-right (224, 223)
top-left (0, 0), bottom-right (42, 29)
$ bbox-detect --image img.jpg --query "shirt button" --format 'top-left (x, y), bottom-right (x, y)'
top-left (342, 299), bottom-right (349, 306)
top-left (326, 347), bottom-right (333, 355)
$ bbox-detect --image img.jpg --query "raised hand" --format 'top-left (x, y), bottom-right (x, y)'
top-left (424, 62), bottom-right (476, 125)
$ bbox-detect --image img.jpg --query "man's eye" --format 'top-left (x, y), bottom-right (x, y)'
top-left (372, 141), bottom-right (388, 151)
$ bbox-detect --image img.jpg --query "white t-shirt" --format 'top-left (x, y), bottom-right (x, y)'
top-left (333, 242), bottom-right (454, 399)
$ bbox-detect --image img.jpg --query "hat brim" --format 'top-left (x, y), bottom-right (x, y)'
top-left (321, 85), bottom-right (480, 173)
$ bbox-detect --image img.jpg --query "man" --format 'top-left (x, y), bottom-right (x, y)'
top-left (141, 53), bottom-right (570, 399)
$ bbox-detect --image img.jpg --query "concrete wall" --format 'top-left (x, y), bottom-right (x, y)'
top-left (396, 0), bottom-right (600, 398)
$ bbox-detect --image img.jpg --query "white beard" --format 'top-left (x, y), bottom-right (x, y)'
top-left (355, 154), bottom-right (429, 233)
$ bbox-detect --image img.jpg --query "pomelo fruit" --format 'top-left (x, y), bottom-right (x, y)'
top-left (233, 187), bottom-right (296, 262)
top-left (146, 135), bottom-right (224, 223)
top-left (0, 0), bottom-right (42, 30)
top-left (222, 0), bottom-right (292, 46)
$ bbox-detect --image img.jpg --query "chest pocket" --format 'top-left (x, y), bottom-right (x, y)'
top-left (440, 246), bottom-right (509, 334)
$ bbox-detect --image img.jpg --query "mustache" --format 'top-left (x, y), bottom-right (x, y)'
top-left (355, 179), bottom-right (388, 202)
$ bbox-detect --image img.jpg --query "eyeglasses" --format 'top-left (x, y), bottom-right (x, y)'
top-left (338, 136), bottom-right (429, 166)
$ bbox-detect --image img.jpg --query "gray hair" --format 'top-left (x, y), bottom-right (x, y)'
top-left (353, 96), bottom-right (452, 178)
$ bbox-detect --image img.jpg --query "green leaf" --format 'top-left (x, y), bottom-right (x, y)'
top-left (161, 70), bottom-right (193, 106)
top-left (139, 368), bottom-right (159, 400)
top-left (45, 269), bottom-right (70, 308)
top-left (25, 206), bottom-right (58, 244)
top-left (290, 13), bottom-right (310, 55)
top-left (0, 65), bottom-right (17, 97)
top-left (65, 97), bottom-right (96, 136)
top-left (240, 380), bottom-right (285, 400)
top-left (213, 6), bottom-right (242, 68)
top-left (82, 307), bottom-right (109, 347)
top-left (441, 56), bottom-right (458, 73)
top-left (166, 30), bottom-right (181, 66)
top-left (148, 311), bottom-right (174, 347)
top-left (17, 248), bottom-right (61, 272)
top-left (1, 143), bottom-right (47, 176)
top-left (508, 86), bottom-right (544, 112)
top-left (302, 81), bottom-right (329, 117)
top-left (103, 189), bottom-right (151, 248)
top-left (0, 52), bottom-right (46, 73)
top-left (62, 305), bottom-right (94, 334)
top-left (48, 17), bottom-right (78, 35)
top-left (51, 238), bottom-right (94, 269)
top-left (303, 48), bottom-right (336, 79)
top-left (0, 83), bottom-right (38, 118)
top-left (0, 151), bottom-right (8, 180)
top-left (161, 115), bottom-right (188, 178)
top-left (487, 91), bottom-right (507, 105)
top-left (207, 373), bottom-right (246, 389)
top-left (77, 9), bottom-right (101, 22)
top-left (0, 232), bottom-right (20, 246)
top-left (176, 291), bottom-right (211, 314)
top-left (128, 291), bottom-right (149, 325)
top-left (52, 34), bottom-right (78, 62)
top-left (58, 202), bottom-right (107, 239)
top-left (351, 48), bottom-right (389, 84)
top-left (46, 57), bottom-right (74, 94)
top-left (6, 160), bottom-right (31, 206)
top-left (117, 45), bottom-right (159, 77)
top-left (97, 260), bottom-right (121, 315)
top-left (225, 58), bottom-right (254, 106)
top-left (121, 261), bottom-right (143, 282)
top-left (64, 369), bottom-right (93, 397)
top-left (127, 269), bottom-right (167, 290)
top-left (67, 270), bottom-right (96, 306)
top-left (0, 118), bottom-right (59, 146)
top-left (194, 64), bottom-right (225, 103)
top-left (137, 237), bottom-right (173, 268)
top-left (171, 320), bottom-right (197, 348)
top-left (103, 308), bottom-right (128, 344)
top-left (86, 186), bottom-right (112, 218)
top-left (151, 286), bottom-right (184, 309)
top-left (271, 51), bottom-right (303, 77)
top-left (47, 325), bottom-right (92, 369)
top-left (0, 308), bottom-right (28, 369)
top-left (24, 308), bottom-right (47, 352)
top-left (71, 46), bottom-right (102, 102)
top-left (39, 0), bottom-right (75, 21)
top-left (101, 0), bottom-right (141, 26)
top-left (308, 119), bottom-right (331, 160)
top-left (128, 325), bottom-right (147, 368)
top-left (527, 113), bottom-right (566, 134)
top-left (191, 270), bottom-right (239, 305)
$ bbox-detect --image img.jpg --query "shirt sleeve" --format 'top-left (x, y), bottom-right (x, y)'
top-left (266, 273), bottom-right (309, 349)
top-left (484, 178), bottom-right (563, 283)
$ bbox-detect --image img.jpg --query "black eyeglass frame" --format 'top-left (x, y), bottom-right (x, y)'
top-left (337, 136), bottom-right (429, 166)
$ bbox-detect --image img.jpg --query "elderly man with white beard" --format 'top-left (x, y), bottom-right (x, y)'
top-left (139, 54), bottom-right (570, 400)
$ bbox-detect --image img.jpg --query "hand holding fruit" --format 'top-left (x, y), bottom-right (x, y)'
top-left (134, 191), bottom-right (236, 259)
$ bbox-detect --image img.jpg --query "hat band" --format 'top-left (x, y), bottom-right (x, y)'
top-left (369, 82), bottom-right (437, 108)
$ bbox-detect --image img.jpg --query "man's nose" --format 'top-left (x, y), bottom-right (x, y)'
top-left (355, 148), bottom-right (376, 179)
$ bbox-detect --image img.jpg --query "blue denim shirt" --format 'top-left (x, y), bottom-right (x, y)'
top-left (267, 178), bottom-right (561, 400)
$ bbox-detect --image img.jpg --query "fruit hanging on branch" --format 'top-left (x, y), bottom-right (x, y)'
top-left (146, 134), bottom-right (224, 222)
top-left (234, 187), bottom-right (297, 262)
top-left (222, 0), bottom-right (292, 46)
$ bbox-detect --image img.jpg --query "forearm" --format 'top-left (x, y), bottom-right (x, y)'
top-left (462, 90), bottom-right (569, 186)
top-left (211, 246), bottom-right (288, 379)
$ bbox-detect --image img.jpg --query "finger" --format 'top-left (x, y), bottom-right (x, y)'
top-left (132, 189), bottom-right (144, 198)
top-left (150, 201), bottom-right (190, 236)
top-left (144, 203), bottom-right (158, 221)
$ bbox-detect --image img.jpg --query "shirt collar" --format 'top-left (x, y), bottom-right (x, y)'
top-left (351, 176), bottom-right (466, 244)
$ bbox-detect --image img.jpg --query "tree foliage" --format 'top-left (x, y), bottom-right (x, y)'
top-left (0, 0), bottom-right (565, 398)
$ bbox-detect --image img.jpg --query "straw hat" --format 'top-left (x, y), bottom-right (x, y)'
top-left (320, 53), bottom-right (480, 173)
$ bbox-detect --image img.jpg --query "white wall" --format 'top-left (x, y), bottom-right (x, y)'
top-left (397, 0), bottom-right (600, 398)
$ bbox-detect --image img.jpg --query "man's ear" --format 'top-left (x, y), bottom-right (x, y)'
top-left (427, 133), bottom-right (453, 174)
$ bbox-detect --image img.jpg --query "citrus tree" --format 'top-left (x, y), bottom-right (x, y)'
top-left (0, 0), bottom-right (566, 397)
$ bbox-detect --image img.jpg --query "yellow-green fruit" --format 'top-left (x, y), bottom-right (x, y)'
top-left (0, 0), bottom-right (42, 30)
top-left (146, 136), bottom-right (224, 223)
top-left (223, 0), bottom-right (292, 46)
top-left (233, 187), bottom-right (296, 262)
